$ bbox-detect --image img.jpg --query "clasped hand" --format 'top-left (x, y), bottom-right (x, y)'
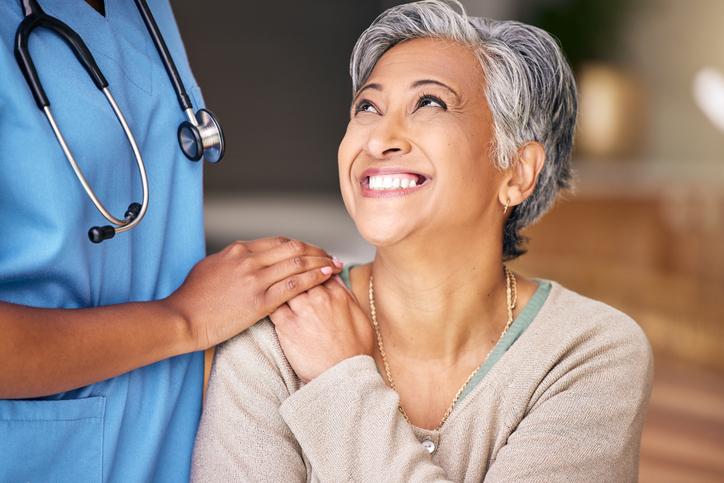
top-left (270, 278), bottom-right (375, 383)
top-left (163, 236), bottom-right (342, 351)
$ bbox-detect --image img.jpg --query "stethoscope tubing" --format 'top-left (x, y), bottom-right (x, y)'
top-left (133, 0), bottom-right (194, 113)
top-left (41, 87), bottom-right (150, 232)
top-left (13, 0), bottom-right (223, 241)
top-left (15, 0), bottom-right (150, 234)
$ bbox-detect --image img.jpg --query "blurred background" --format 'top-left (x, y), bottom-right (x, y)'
top-left (173, 1), bottom-right (724, 481)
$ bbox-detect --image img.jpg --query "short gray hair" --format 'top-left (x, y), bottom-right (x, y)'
top-left (350, 0), bottom-right (577, 260)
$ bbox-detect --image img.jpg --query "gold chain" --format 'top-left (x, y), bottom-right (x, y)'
top-left (368, 265), bottom-right (517, 431)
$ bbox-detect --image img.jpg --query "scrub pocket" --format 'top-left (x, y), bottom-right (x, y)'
top-left (0, 396), bottom-right (106, 483)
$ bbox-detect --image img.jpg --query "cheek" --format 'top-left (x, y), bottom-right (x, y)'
top-left (452, 122), bottom-right (496, 189)
top-left (432, 138), bottom-right (497, 216)
top-left (418, 123), bottom-right (482, 188)
top-left (337, 128), bottom-right (355, 174)
top-left (338, 126), bottom-right (359, 215)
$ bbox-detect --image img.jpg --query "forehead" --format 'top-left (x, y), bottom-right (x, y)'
top-left (367, 37), bottom-right (485, 93)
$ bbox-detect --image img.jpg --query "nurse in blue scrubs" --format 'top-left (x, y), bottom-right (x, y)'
top-left (0, 1), bottom-right (341, 481)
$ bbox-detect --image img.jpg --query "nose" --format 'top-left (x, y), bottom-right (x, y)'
top-left (365, 112), bottom-right (412, 159)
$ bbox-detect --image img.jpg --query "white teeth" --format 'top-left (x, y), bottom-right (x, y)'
top-left (367, 175), bottom-right (423, 191)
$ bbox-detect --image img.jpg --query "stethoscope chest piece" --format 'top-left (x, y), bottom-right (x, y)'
top-left (178, 108), bottom-right (225, 163)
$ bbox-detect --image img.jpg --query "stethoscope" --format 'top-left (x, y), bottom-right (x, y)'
top-left (14, 0), bottom-right (225, 243)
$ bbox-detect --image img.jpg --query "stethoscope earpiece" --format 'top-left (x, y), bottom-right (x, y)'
top-left (88, 225), bottom-right (116, 243)
top-left (88, 202), bottom-right (143, 244)
top-left (177, 108), bottom-right (225, 164)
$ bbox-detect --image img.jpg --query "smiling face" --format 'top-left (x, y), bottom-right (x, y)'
top-left (338, 37), bottom-right (506, 248)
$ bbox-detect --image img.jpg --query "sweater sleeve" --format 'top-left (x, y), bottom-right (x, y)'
top-left (483, 312), bottom-right (655, 483)
top-left (279, 355), bottom-right (454, 482)
top-left (191, 320), bottom-right (307, 482)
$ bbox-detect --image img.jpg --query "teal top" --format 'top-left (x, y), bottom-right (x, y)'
top-left (339, 265), bottom-right (552, 403)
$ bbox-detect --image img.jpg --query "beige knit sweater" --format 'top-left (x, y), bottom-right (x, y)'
top-left (192, 279), bottom-right (654, 482)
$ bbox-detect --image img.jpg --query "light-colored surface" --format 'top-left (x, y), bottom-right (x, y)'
top-left (693, 67), bottom-right (724, 133)
top-left (571, 159), bottom-right (724, 198)
top-left (204, 193), bottom-right (374, 263)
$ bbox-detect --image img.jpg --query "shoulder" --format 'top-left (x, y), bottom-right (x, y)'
top-left (524, 280), bottom-right (654, 386)
top-left (212, 318), bottom-right (302, 397)
top-left (538, 280), bottom-right (651, 353)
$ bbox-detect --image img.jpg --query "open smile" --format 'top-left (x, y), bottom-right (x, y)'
top-left (359, 168), bottom-right (431, 198)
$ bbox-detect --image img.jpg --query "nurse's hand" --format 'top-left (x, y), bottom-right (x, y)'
top-left (164, 237), bottom-right (342, 351)
top-left (270, 278), bottom-right (374, 383)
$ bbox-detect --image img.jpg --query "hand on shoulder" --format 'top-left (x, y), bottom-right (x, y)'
top-left (270, 276), bottom-right (375, 383)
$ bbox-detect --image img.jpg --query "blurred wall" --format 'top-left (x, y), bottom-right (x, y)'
top-left (172, 0), bottom-right (380, 194)
top-left (623, 0), bottom-right (724, 162)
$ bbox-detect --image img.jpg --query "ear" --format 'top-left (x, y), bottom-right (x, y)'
top-left (498, 142), bottom-right (545, 210)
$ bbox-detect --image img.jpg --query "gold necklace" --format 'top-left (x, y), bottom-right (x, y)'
top-left (367, 265), bottom-right (517, 431)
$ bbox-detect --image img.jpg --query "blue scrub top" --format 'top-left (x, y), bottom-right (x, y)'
top-left (0, 1), bottom-right (206, 481)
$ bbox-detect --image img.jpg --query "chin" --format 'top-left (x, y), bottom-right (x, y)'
top-left (352, 213), bottom-right (415, 248)
top-left (342, 185), bottom-right (427, 247)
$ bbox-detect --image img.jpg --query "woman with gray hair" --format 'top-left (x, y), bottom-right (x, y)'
top-left (192, 1), bottom-right (653, 481)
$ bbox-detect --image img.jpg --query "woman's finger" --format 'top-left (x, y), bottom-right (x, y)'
top-left (287, 284), bottom-right (330, 314)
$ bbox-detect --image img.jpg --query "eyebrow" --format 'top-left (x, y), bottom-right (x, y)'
top-left (411, 79), bottom-right (461, 100)
top-left (353, 79), bottom-right (461, 104)
top-left (354, 82), bottom-right (383, 100)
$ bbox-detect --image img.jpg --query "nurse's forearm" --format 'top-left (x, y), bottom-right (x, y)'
top-left (0, 237), bottom-right (341, 398)
top-left (0, 300), bottom-right (192, 399)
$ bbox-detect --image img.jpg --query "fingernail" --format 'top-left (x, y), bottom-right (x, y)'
top-left (321, 266), bottom-right (333, 275)
top-left (332, 256), bottom-right (344, 268)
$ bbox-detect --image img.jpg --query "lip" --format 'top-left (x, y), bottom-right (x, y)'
top-left (358, 167), bottom-right (432, 198)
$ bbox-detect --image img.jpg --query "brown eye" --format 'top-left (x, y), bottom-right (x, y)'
top-left (354, 100), bottom-right (379, 114)
top-left (417, 94), bottom-right (447, 110)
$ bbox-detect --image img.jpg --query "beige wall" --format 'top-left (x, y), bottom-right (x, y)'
top-left (623, 0), bottom-right (724, 162)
